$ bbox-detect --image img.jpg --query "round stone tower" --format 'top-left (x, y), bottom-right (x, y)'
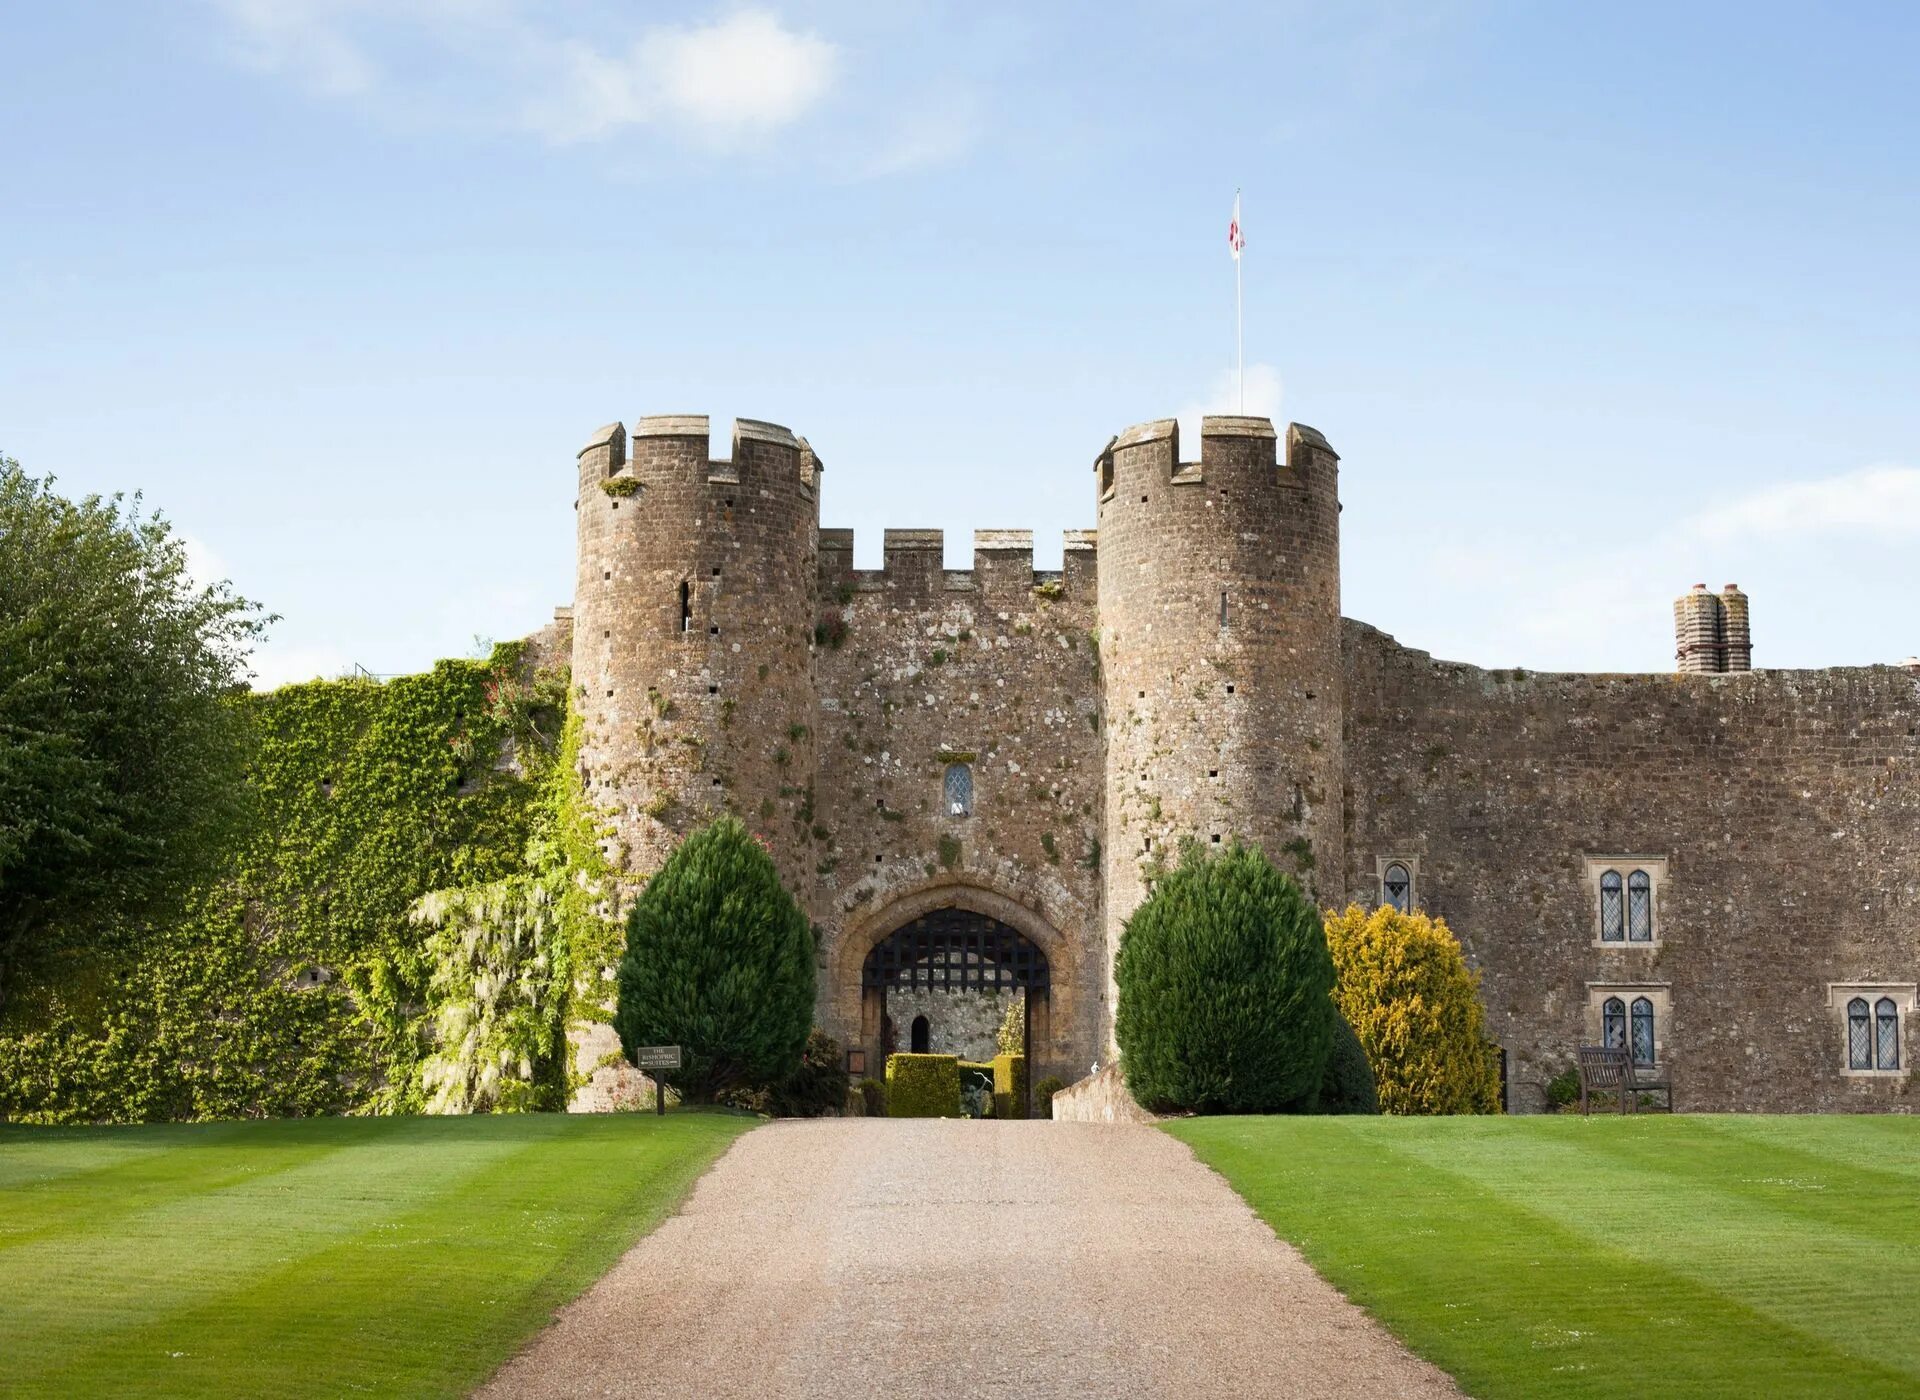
top-left (572, 414), bottom-right (823, 896)
top-left (1093, 415), bottom-right (1344, 1041)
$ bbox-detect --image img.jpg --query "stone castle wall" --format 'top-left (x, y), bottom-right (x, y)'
top-left (1342, 620), bottom-right (1920, 1112)
top-left (809, 527), bottom-right (1105, 1088)
top-left (566, 407), bottom-right (1920, 1115)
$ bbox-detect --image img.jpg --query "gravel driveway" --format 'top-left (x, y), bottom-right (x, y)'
top-left (477, 1119), bottom-right (1460, 1399)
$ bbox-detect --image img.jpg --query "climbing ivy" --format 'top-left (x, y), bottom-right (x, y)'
top-left (0, 644), bottom-right (621, 1124)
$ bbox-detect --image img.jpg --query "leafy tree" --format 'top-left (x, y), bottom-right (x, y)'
top-left (0, 458), bottom-right (266, 1014)
top-left (1324, 904), bottom-right (1502, 1114)
top-left (613, 816), bottom-right (814, 1102)
top-left (1115, 841), bottom-right (1335, 1114)
top-left (412, 875), bottom-right (571, 1115)
top-left (994, 992), bottom-right (1025, 1056)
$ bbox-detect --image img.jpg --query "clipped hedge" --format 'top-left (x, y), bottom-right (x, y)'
top-left (886, 1053), bottom-right (961, 1118)
top-left (993, 1052), bottom-right (1028, 1120)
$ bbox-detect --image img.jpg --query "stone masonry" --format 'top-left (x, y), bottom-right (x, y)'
top-left (561, 409), bottom-right (1920, 1112)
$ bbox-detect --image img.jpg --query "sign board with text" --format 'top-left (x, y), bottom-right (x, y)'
top-left (634, 1045), bottom-right (682, 1071)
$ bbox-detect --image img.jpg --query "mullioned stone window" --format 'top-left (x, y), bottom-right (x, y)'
top-left (1585, 856), bottom-right (1668, 947)
top-left (1587, 983), bottom-right (1670, 1066)
top-left (1827, 984), bottom-right (1915, 1078)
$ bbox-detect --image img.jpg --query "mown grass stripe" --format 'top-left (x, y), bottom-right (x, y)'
top-left (1334, 1117), bottom-right (1920, 1374)
top-left (0, 1113), bottom-right (753, 1399)
top-left (0, 1121), bottom-right (351, 1252)
top-left (1172, 1116), bottom-right (1920, 1400)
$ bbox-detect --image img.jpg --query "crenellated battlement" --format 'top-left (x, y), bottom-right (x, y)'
top-left (585, 414), bottom-right (824, 493)
top-left (816, 527), bottom-right (1097, 599)
top-left (1094, 415), bottom-right (1335, 498)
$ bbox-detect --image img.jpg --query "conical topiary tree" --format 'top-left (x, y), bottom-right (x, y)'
top-left (1115, 842), bottom-right (1336, 1114)
top-left (1324, 904), bottom-right (1501, 1114)
top-left (614, 816), bottom-right (815, 1103)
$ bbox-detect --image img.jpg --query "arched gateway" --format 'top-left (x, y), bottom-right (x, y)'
top-left (858, 907), bottom-right (1052, 1111)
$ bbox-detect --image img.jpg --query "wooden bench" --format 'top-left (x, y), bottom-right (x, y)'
top-left (1575, 1044), bottom-right (1674, 1114)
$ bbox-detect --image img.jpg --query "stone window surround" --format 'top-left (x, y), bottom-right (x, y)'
top-left (1584, 983), bottom-right (1671, 1067)
top-left (1583, 855), bottom-right (1669, 948)
top-left (1826, 983), bottom-right (1916, 1079)
top-left (1374, 855), bottom-right (1418, 912)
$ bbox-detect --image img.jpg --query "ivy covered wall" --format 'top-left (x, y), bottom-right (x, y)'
top-left (0, 644), bottom-right (617, 1124)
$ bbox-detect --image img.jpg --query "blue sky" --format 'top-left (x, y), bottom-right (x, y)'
top-left (4, 2), bottom-right (1917, 684)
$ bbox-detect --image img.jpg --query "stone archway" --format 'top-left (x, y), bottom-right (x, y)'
top-left (829, 880), bottom-right (1077, 1092)
top-left (860, 907), bottom-right (1050, 1115)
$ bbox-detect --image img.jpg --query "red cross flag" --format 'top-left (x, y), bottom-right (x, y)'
top-left (1229, 191), bottom-right (1244, 260)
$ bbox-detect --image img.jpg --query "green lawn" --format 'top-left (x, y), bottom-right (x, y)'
top-left (0, 1111), bottom-right (753, 1398)
top-left (1171, 1115), bottom-right (1920, 1399)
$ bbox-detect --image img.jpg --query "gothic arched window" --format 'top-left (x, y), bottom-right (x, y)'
top-left (944, 762), bottom-right (973, 818)
top-left (1382, 862), bottom-right (1412, 914)
top-left (1877, 997), bottom-right (1900, 1070)
top-left (1599, 870), bottom-right (1624, 942)
top-left (1630, 997), bottom-right (1656, 1066)
top-left (1602, 997), bottom-right (1626, 1051)
top-left (1627, 870), bottom-right (1653, 942)
top-left (1849, 997), bottom-right (1873, 1070)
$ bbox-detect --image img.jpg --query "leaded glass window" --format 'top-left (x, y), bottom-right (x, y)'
top-left (1877, 998), bottom-right (1900, 1070)
top-left (1603, 997), bottom-right (1626, 1051)
top-left (1627, 870), bottom-right (1653, 942)
top-left (943, 762), bottom-right (973, 818)
top-left (1630, 996), bottom-right (1655, 1066)
top-left (1599, 870), bottom-right (1624, 942)
top-left (1382, 862), bottom-right (1412, 914)
top-left (1848, 998), bottom-right (1872, 1069)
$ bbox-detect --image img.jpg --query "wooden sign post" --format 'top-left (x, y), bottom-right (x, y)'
top-left (633, 1045), bottom-right (682, 1116)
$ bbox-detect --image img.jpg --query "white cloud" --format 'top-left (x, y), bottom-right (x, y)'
top-left (207, 2), bottom-right (839, 147)
top-left (208, 0), bottom-right (382, 96)
top-left (1691, 465), bottom-right (1920, 543)
top-left (536, 10), bottom-right (838, 144)
top-left (1176, 362), bottom-right (1284, 453)
top-left (642, 10), bottom-right (836, 135)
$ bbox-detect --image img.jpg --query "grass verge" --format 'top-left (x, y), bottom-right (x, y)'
top-left (0, 1111), bottom-right (753, 1398)
top-left (1169, 1114), bottom-right (1920, 1399)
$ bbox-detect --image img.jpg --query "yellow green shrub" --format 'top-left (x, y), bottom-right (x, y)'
top-left (992, 1052), bottom-right (1027, 1119)
top-left (1324, 904), bottom-right (1500, 1115)
top-left (886, 1053), bottom-right (960, 1117)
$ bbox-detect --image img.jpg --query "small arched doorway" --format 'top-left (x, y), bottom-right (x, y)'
top-left (861, 906), bottom-right (1051, 1114)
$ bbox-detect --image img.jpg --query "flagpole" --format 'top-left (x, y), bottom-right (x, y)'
top-left (1235, 187), bottom-right (1244, 413)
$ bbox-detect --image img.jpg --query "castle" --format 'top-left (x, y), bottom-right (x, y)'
top-left (556, 412), bottom-right (1920, 1113)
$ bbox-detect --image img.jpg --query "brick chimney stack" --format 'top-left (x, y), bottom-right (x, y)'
top-left (1674, 584), bottom-right (1723, 673)
top-left (1719, 584), bottom-right (1751, 672)
top-left (1675, 584), bottom-right (1752, 674)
